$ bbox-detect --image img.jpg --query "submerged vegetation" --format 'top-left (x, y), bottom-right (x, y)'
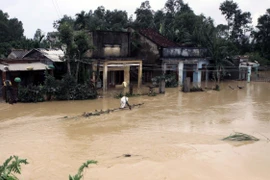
top-left (69, 160), bottom-right (97, 180)
top-left (17, 72), bottom-right (97, 102)
top-left (223, 132), bottom-right (259, 141)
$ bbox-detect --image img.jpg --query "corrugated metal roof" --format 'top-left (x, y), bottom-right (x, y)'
top-left (0, 62), bottom-right (49, 71)
top-left (38, 49), bottom-right (65, 62)
top-left (23, 48), bottom-right (65, 62)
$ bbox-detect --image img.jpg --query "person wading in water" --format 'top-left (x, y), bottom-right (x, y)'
top-left (120, 96), bottom-right (131, 110)
top-left (3, 80), bottom-right (15, 104)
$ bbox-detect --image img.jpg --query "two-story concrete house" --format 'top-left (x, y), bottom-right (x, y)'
top-left (87, 30), bottom-right (143, 91)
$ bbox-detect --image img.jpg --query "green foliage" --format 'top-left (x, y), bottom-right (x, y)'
top-left (18, 84), bottom-right (45, 103)
top-left (19, 72), bottom-right (97, 102)
top-left (190, 86), bottom-right (204, 92)
top-left (151, 74), bottom-right (178, 88)
top-left (55, 74), bottom-right (77, 100)
top-left (74, 84), bottom-right (97, 100)
top-left (246, 52), bottom-right (269, 65)
top-left (0, 10), bottom-right (25, 56)
top-left (219, 0), bottom-right (252, 52)
top-left (223, 132), bottom-right (259, 141)
top-left (252, 9), bottom-right (270, 59)
top-left (69, 160), bottom-right (97, 180)
top-left (0, 156), bottom-right (28, 180)
top-left (43, 71), bottom-right (58, 99)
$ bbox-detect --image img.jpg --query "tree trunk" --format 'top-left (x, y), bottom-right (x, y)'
top-left (67, 58), bottom-right (71, 75)
top-left (95, 60), bottom-right (100, 87)
top-left (75, 61), bottom-right (80, 83)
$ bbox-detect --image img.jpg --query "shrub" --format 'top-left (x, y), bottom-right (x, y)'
top-left (18, 84), bottom-right (44, 102)
top-left (151, 74), bottom-right (178, 88)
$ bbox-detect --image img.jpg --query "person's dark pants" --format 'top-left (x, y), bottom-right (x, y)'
top-left (5, 87), bottom-right (15, 104)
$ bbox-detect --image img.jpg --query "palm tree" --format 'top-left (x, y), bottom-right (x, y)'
top-left (0, 156), bottom-right (28, 180)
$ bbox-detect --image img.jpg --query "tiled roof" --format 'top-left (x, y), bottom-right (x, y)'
top-left (139, 29), bottom-right (179, 48)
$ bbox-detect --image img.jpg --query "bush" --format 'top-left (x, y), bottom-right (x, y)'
top-left (43, 71), bottom-right (58, 100)
top-left (151, 74), bottom-right (178, 88)
top-left (74, 84), bottom-right (97, 100)
top-left (18, 84), bottom-right (45, 102)
top-left (18, 72), bottom-right (97, 102)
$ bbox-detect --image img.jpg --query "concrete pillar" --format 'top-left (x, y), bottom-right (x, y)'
top-left (197, 62), bottom-right (202, 87)
top-left (238, 67), bottom-right (242, 80)
top-left (2, 71), bottom-right (6, 100)
top-left (193, 64), bottom-right (199, 87)
top-left (204, 64), bottom-right (209, 88)
top-left (92, 63), bottom-right (97, 82)
top-left (138, 61), bottom-right (142, 89)
top-left (123, 65), bottom-right (130, 94)
top-left (247, 66), bottom-right (251, 83)
top-left (162, 62), bottom-right (167, 75)
top-left (178, 61), bottom-right (184, 86)
top-left (103, 62), bottom-right (108, 91)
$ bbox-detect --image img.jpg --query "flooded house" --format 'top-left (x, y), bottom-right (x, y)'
top-left (134, 28), bottom-right (209, 87)
top-left (22, 48), bottom-right (66, 78)
top-left (87, 30), bottom-right (142, 91)
top-left (7, 49), bottom-right (29, 59)
top-left (237, 55), bottom-right (260, 82)
top-left (0, 59), bottom-right (53, 100)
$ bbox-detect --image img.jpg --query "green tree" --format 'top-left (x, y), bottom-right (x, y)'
top-left (134, 1), bottom-right (154, 29)
top-left (0, 156), bottom-right (28, 180)
top-left (253, 9), bottom-right (270, 60)
top-left (58, 21), bottom-right (93, 82)
top-left (219, 0), bottom-right (252, 53)
top-left (0, 10), bottom-right (25, 57)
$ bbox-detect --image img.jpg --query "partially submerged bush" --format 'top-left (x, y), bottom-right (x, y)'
top-left (223, 132), bottom-right (259, 141)
top-left (152, 74), bottom-right (178, 88)
top-left (19, 73), bottom-right (97, 102)
top-left (18, 84), bottom-right (45, 102)
top-left (190, 86), bottom-right (204, 92)
top-left (69, 160), bottom-right (97, 180)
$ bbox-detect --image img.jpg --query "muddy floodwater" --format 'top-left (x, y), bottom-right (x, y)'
top-left (0, 81), bottom-right (270, 180)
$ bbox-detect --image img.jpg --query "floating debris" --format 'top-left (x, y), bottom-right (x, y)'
top-left (223, 132), bottom-right (259, 141)
top-left (82, 103), bottom-right (144, 118)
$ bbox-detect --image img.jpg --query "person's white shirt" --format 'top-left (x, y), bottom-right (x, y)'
top-left (120, 96), bottom-right (128, 108)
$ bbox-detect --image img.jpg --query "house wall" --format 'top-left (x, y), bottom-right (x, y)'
top-left (163, 47), bottom-right (207, 58)
top-left (137, 35), bottom-right (160, 65)
top-left (90, 31), bottom-right (130, 58)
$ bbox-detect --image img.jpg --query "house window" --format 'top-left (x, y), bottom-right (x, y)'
top-left (103, 44), bottom-right (121, 57)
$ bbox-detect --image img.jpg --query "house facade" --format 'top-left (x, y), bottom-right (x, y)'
top-left (87, 30), bottom-right (142, 92)
top-left (135, 28), bottom-right (209, 87)
top-left (0, 59), bottom-right (53, 100)
top-left (23, 48), bottom-right (66, 78)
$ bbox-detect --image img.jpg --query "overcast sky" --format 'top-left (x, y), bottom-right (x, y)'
top-left (2, 0), bottom-right (269, 38)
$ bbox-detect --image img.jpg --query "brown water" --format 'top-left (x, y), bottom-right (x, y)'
top-left (0, 81), bottom-right (270, 180)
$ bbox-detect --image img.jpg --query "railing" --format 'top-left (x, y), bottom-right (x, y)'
top-left (162, 47), bottom-right (207, 58)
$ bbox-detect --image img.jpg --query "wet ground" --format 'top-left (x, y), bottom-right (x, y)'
top-left (0, 81), bottom-right (270, 180)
